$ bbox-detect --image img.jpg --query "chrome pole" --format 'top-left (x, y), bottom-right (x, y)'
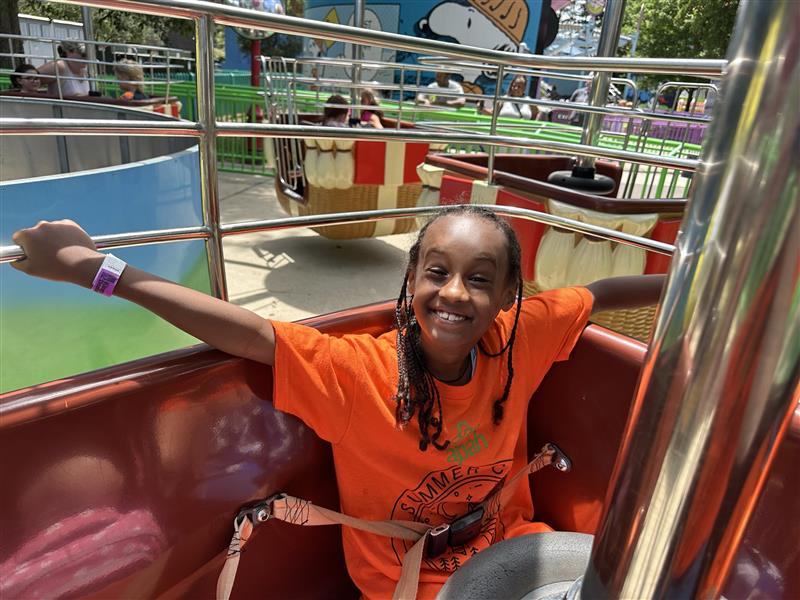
top-left (582, 0), bottom-right (800, 598)
top-left (350, 0), bottom-right (364, 108)
top-left (486, 65), bottom-right (504, 184)
top-left (81, 7), bottom-right (97, 93)
top-left (577, 0), bottom-right (626, 170)
top-left (194, 15), bottom-right (228, 300)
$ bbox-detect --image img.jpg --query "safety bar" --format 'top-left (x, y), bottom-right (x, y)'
top-left (54, 0), bottom-right (725, 76)
top-left (0, 205), bottom-right (675, 265)
top-left (0, 119), bottom-right (698, 172)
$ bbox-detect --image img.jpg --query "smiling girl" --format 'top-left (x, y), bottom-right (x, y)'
top-left (11, 206), bottom-right (663, 599)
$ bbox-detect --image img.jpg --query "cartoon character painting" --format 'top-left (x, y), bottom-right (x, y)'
top-left (415, 0), bottom-right (531, 95)
top-left (304, 1), bottom-right (542, 96)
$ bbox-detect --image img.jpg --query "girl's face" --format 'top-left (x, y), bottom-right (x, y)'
top-left (408, 215), bottom-right (516, 362)
top-left (19, 70), bottom-right (40, 93)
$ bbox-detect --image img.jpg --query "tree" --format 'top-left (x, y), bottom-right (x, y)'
top-left (0, 0), bottom-right (24, 71)
top-left (16, 1), bottom-right (194, 46)
top-left (621, 0), bottom-right (740, 91)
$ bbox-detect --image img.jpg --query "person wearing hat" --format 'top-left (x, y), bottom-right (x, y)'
top-left (38, 40), bottom-right (90, 97)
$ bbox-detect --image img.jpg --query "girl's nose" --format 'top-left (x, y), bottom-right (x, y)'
top-left (441, 275), bottom-right (469, 302)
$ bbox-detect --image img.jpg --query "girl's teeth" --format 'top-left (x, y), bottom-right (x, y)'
top-left (436, 310), bottom-right (465, 322)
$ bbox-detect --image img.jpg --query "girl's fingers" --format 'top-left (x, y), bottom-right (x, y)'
top-left (9, 257), bottom-right (29, 272)
top-left (10, 230), bottom-right (30, 272)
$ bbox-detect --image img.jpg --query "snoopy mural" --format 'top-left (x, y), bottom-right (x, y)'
top-left (304, 0), bottom-right (545, 96)
top-left (415, 0), bottom-right (536, 94)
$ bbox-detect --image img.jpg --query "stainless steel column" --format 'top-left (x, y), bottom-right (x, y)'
top-left (81, 7), bottom-right (97, 93)
top-left (350, 0), bottom-right (364, 106)
top-left (576, 0), bottom-right (625, 169)
top-left (486, 65), bottom-right (504, 184)
top-left (195, 15), bottom-right (228, 300)
top-left (581, 0), bottom-right (800, 598)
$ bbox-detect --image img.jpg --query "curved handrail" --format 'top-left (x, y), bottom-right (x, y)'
top-left (425, 154), bottom-right (687, 215)
top-left (1, 118), bottom-right (698, 172)
top-left (0, 204), bottom-right (675, 266)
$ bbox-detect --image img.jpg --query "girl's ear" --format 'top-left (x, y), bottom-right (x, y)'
top-left (501, 285), bottom-right (517, 311)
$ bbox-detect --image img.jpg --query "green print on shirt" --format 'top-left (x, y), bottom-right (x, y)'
top-left (446, 421), bottom-right (488, 466)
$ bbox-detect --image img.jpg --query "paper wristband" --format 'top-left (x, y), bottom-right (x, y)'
top-left (91, 254), bottom-right (127, 297)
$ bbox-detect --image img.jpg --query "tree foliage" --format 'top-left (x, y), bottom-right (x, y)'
top-left (16, 1), bottom-right (194, 46)
top-left (623, 0), bottom-right (740, 61)
top-left (235, 0), bottom-right (305, 59)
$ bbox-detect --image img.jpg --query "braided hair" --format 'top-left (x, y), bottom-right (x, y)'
top-left (393, 205), bottom-right (524, 452)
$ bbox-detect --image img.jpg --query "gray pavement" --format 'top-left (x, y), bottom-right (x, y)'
top-left (219, 171), bottom-right (416, 321)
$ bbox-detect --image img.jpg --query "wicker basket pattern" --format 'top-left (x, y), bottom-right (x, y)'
top-left (522, 280), bottom-right (656, 342)
top-left (276, 183), bottom-right (423, 240)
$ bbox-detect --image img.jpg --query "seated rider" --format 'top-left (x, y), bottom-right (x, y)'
top-left (8, 64), bottom-right (43, 95)
top-left (323, 94), bottom-right (350, 126)
top-left (359, 88), bottom-right (384, 129)
top-left (417, 72), bottom-right (466, 108)
top-left (11, 207), bottom-right (663, 599)
top-left (114, 59), bottom-right (148, 101)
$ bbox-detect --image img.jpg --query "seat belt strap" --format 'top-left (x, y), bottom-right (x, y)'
top-left (216, 442), bottom-right (570, 600)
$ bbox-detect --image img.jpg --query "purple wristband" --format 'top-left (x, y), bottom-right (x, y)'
top-left (91, 254), bottom-right (127, 297)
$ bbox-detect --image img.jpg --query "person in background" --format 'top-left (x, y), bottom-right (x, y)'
top-left (38, 41), bottom-right (90, 97)
top-left (359, 88), bottom-right (384, 129)
top-left (567, 81), bottom-right (591, 125)
top-left (9, 64), bottom-right (43, 94)
top-left (416, 72), bottom-right (465, 108)
top-left (479, 75), bottom-right (537, 120)
top-left (322, 94), bottom-right (350, 126)
top-left (114, 59), bottom-right (148, 101)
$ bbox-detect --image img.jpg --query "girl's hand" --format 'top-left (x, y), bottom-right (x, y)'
top-left (11, 220), bottom-right (104, 287)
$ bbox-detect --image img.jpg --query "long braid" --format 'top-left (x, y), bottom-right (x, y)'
top-left (393, 205), bottom-right (524, 450)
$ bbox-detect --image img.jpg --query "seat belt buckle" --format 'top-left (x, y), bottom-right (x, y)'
top-left (425, 506), bottom-right (485, 558)
top-left (235, 493), bottom-right (286, 528)
top-left (448, 506), bottom-right (484, 547)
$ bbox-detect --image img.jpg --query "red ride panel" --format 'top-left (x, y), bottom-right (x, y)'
top-left (496, 190), bottom-right (547, 282)
top-left (646, 219), bottom-right (681, 273)
top-left (353, 141), bottom-right (387, 185)
top-left (403, 143), bottom-right (431, 183)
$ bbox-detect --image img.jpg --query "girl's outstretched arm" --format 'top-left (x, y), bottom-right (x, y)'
top-left (585, 274), bottom-right (667, 315)
top-left (11, 220), bottom-right (276, 365)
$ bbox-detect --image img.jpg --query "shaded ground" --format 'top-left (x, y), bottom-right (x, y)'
top-left (219, 172), bottom-right (416, 321)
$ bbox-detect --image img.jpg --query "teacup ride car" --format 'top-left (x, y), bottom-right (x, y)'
top-left (0, 1), bottom-right (797, 599)
top-left (273, 112), bottom-right (446, 239)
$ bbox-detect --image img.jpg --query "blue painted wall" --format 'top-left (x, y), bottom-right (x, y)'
top-left (0, 148), bottom-right (209, 392)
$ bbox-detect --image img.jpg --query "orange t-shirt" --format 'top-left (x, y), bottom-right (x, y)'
top-left (272, 287), bottom-right (593, 599)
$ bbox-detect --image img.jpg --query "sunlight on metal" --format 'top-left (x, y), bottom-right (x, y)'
top-left (0, 205), bottom-right (675, 264)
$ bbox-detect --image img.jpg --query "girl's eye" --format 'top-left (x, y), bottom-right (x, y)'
top-left (470, 276), bottom-right (491, 284)
top-left (427, 268), bottom-right (447, 277)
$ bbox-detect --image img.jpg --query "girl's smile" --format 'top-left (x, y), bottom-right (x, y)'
top-left (408, 214), bottom-right (516, 379)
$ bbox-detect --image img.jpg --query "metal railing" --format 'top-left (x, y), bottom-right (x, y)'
top-left (0, 0), bottom-right (725, 302)
top-left (0, 32), bottom-right (193, 101)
